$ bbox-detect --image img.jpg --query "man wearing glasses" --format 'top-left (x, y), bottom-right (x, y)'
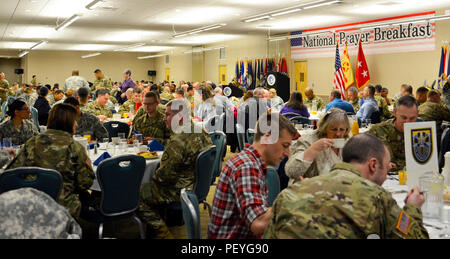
top-left (132, 91), bottom-right (171, 145)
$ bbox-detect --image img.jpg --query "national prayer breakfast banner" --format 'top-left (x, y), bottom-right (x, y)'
top-left (291, 11), bottom-right (436, 59)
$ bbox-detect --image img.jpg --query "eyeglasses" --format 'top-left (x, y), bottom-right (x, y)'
top-left (143, 102), bottom-right (157, 106)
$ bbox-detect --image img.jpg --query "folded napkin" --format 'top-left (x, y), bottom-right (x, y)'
top-left (147, 140), bottom-right (164, 152)
top-left (93, 152), bottom-right (111, 166)
top-left (89, 143), bottom-right (100, 150)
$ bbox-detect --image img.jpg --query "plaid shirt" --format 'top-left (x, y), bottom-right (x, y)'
top-left (207, 144), bottom-right (269, 239)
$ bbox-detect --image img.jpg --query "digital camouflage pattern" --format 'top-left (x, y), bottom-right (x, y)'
top-left (79, 103), bottom-right (89, 113)
top-left (263, 163), bottom-right (429, 239)
top-left (137, 122), bottom-right (212, 238)
top-left (305, 95), bottom-right (325, 111)
top-left (118, 99), bottom-right (136, 114)
top-left (444, 82), bottom-right (450, 109)
top-left (6, 129), bottom-right (95, 218)
top-left (0, 188), bottom-right (82, 239)
top-left (0, 149), bottom-right (10, 168)
top-left (132, 107), bottom-right (171, 145)
top-left (64, 76), bottom-right (89, 92)
top-left (85, 100), bottom-right (113, 118)
top-left (368, 119), bottom-right (405, 172)
top-left (76, 112), bottom-right (108, 141)
top-left (418, 100), bottom-right (450, 142)
top-left (160, 92), bottom-right (174, 101)
top-left (349, 98), bottom-right (359, 113)
top-left (0, 119), bottom-right (39, 146)
top-left (375, 95), bottom-right (392, 121)
top-left (0, 79), bottom-right (10, 104)
top-left (91, 76), bottom-right (112, 92)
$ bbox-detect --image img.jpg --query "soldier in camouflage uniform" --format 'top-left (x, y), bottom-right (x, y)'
top-left (64, 97), bottom-right (108, 141)
top-left (6, 104), bottom-right (95, 219)
top-left (160, 86), bottom-right (174, 102)
top-left (368, 95), bottom-right (419, 172)
top-left (85, 89), bottom-right (113, 120)
top-left (347, 87), bottom-right (360, 113)
top-left (263, 134), bottom-right (429, 239)
top-left (91, 69), bottom-right (112, 92)
top-left (119, 88), bottom-right (142, 114)
top-left (0, 188), bottom-right (82, 239)
top-left (132, 91), bottom-right (171, 145)
top-left (443, 76), bottom-right (450, 109)
top-left (0, 72), bottom-right (10, 104)
top-left (304, 87), bottom-right (325, 111)
top-left (0, 149), bottom-right (13, 168)
top-left (137, 100), bottom-right (212, 239)
top-left (0, 99), bottom-right (39, 146)
top-left (418, 89), bottom-right (450, 146)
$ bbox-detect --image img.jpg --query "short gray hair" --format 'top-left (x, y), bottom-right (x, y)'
top-left (348, 86), bottom-right (358, 95)
top-left (317, 108), bottom-right (350, 138)
top-left (213, 87), bottom-right (222, 95)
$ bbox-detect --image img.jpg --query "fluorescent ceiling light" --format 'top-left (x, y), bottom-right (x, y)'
top-left (85, 0), bottom-right (103, 10)
top-left (244, 16), bottom-right (270, 23)
top-left (114, 43), bottom-right (146, 51)
top-left (18, 51), bottom-right (29, 58)
top-left (55, 14), bottom-right (81, 31)
top-left (303, 0), bottom-right (341, 10)
top-left (30, 40), bottom-right (47, 49)
top-left (172, 23), bottom-right (226, 38)
top-left (81, 53), bottom-right (102, 58)
top-left (137, 54), bottom-right (165, 60)
top-left (270, 9), bottom-right (301, 17)
top-left (184, 46), bottom-right (226, 54)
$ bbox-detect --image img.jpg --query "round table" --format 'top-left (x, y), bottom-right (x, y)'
top-left (89, 147), bottom-right (163, 191)
top-left (382, 176), bottom-right (446, 239)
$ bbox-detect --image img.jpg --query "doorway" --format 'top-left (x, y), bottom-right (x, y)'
top-left (294, 61), bottom-right (307, 95)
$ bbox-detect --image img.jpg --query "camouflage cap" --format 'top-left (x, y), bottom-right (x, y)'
top-left (0, 188), bottom-right (82, 239)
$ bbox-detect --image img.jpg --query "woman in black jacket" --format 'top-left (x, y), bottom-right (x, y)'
top-left (33, 86), bottom-right (51, 125)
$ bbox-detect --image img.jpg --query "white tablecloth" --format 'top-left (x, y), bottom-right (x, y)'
top-left (89, 148), bottom-right (163, 191)
top-left (382, 176), bottom-right (445, 239)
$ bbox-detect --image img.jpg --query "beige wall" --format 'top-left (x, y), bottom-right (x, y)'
top-left (0, 58), bottom-right (22, 84)
top-left (154, 47), bottom-right (193, 83)
top-left (21, 51), bottom-right (155, 86)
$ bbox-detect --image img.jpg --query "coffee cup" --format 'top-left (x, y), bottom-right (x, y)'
top-left (333, 138), bottom-right (347, 148)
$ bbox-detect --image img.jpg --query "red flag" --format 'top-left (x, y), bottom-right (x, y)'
top-left (265, 59), bottom-right (268, 74)
top-left (355, 39), bottom-right (370, 89)
top-left (282, 57), bottom-right (288, 73)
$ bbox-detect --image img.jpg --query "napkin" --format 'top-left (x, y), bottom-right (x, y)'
top-left (148, 140), bottom-right (164, 151)
top-left (93, 152), bottom-right (111, 166)
top-left (89, 143), bottom-right (100, 150)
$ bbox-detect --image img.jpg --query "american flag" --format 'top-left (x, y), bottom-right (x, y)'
top-left (333, 43), bottom-right (346, 100)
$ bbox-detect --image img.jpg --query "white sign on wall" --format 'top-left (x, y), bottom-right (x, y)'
top-left (404, 121), bottom-right (439, 188)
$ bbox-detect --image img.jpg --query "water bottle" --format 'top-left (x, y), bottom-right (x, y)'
top-left (443, 152), bottom-right (450, 189)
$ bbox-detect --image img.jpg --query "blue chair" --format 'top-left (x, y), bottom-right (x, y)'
top-left (289, 115), bottom-right (311, 125)
top-left (160, 99), bottom-right (169, 105)
top-left (193, 145), bottom-right (217, 215)
top-left (0, 101), bottom-right (7, 122)
top-left (180, 188), bottom-right (201, 239)
top-left (235, 123), bottom-right (245, 152)
top-left (81, 155), bottom-right (146, 239)
top-left (30, 107), bottom-right (39, 131)
top-left (0, 167), bottom-right (63, 201)
top-left (103, 121), bottom-right (131, 141)
top-left (246, 128), bottom-right (255, 145)
top-left (209, 132), bottom-right (226, 184)
top-left (266, 166), bottom-right (280, 206)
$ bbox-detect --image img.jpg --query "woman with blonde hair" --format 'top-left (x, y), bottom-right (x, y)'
top-left (285, 108), bottom-right (350, 180)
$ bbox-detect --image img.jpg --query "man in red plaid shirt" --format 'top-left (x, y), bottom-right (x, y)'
top-left (208, 113), bottom-right (297, 239)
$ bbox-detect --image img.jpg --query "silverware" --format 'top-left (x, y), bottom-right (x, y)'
top-left (423, 223), bottom-right (443, 230)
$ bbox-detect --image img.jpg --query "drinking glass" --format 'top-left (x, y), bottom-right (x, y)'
top-left (100, 138), bottom-right (109, 150)
top-left (118, 133), bottom-right (126, 140)
top-left (119, 139), bottom-right (128, 153)
top-left (135, 134), bottom-right (143, 144)
top-left (440, 204), bottom-right (450, 239)
top-left (419, 172), bottom-right (444, 219)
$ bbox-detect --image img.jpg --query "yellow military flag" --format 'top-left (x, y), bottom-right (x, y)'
top-left (341, 42), bottom-right (355, 90)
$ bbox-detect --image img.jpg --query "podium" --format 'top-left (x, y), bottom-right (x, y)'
top-left (266, 72), bottom-right (290, 102)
